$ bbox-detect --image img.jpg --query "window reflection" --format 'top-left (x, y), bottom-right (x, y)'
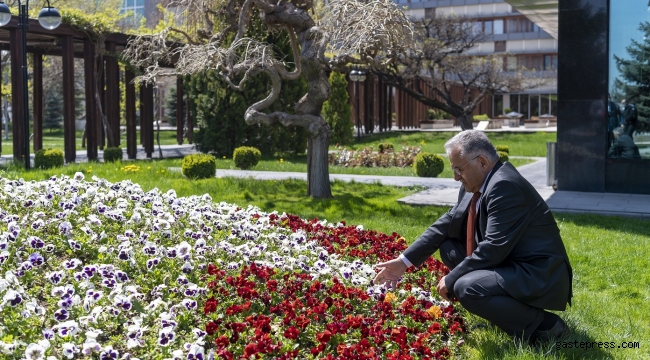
top-left (608, 1), bottom-right (650, 159)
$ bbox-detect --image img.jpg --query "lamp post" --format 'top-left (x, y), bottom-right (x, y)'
top-left (0, 0), bottom-right (61, 169)
top-left (349, 68), bottom-right (366, 141)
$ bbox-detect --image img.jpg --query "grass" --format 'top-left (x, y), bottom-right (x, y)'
top-left (213, 155), bottom-right (535, 178)
top-left (0, 129), bottom-right (195, 156)
top-left (4, 159), bottom-right (649, 360)
top-left (338, 131), bottom-right (557, 157)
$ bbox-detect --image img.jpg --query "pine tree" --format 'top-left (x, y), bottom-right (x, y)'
top-left (43, 89), bottom-right (63, 133)
top-left (322, 71), bottom-right (353, 145)
top-left (613, 21), bottom-right (650, 132)
top-left (165, 86), bottom-right (182, 126)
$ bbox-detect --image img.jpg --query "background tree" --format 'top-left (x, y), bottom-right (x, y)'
top-left (165, 86), bottom-right (181, 126)
top-left (613, 21), bottom-right (650, 132)
top-left (189, 13), bottom-right (309, 156)
top-left (322, 71), bottom-right (352, 145)
top-left (372, 15), bottom-right (550, 130)
top-left (43, 85), bottom-right (63, 133)
top-left (123, 0), bottom-right (414, 198)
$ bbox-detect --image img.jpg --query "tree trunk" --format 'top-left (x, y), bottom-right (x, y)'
top-left (457, 114), bottom-right (474, 130)
top-left (306, 126), bottom-right (332, 198)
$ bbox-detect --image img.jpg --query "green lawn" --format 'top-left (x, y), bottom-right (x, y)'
top-left (4, 158), bottom-right (648, 360)
top-left (339, 131), bottom-right (556, 157)
top-left (0, 129), bottom-right (194, 156)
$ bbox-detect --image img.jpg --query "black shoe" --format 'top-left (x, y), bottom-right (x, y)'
top-left (530, 317), bottom-right (568, 343)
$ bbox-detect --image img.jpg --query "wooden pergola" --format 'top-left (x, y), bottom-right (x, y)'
top-left (0, 16), bottom-right (192, 163)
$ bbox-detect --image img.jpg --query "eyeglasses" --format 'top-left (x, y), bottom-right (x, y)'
top-left (452, 155), bottom-right (480, 176)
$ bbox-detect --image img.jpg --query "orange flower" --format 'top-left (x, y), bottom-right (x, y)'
top-left (426, 305), bottom-right (442, 319)
top-left (384, 292), bottom-right (396, 303)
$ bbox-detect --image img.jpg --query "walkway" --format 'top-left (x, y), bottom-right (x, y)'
top-left (215, 158), bottom-right (650, 219)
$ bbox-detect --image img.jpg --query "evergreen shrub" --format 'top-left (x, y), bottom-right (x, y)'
top-left (233, 146), bottom-right (261, 170)
top-left (181, 154), bottom-right (216, 179)
top-left (413, 152), bottom-right (444, 177)
top-left (34, 149), bottom-right (64, 169)
top-left (495, 145), bottom-right (509, 154)
top-left (498, 151), bottom-right (509, 162)
top-left (474, 114), bottom-right (490, 120)
top-left (103, 147), bottom-right (123, 163)
top-left (378, 143), bottom-right (394, 153)
top-left (322, 72), bottom-right (353, 145)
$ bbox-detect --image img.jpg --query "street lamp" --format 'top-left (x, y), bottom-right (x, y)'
top-left (349, 68), bottom-right (366, 141)
top-left (0, 0), bottom-right (61, 169)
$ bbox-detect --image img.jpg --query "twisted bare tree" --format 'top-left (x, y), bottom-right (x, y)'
top-left (122, 0), bottom-right (414, 198)
top-left (372, 15), bottom-right (553, 130)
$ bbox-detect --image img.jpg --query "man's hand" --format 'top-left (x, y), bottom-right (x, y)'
top-left (373, 258), bottom-right (408, 288)
top-left (436, 275), bottom-right (452, 301)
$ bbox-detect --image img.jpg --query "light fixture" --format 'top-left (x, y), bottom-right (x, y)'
top-left (37, 6), bottom-right (61, 30)
top-left (0, 2), bottom-right (11, 27)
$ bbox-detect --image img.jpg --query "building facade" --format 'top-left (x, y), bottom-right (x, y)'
top-left (397, 0), bottom-right (558, 119)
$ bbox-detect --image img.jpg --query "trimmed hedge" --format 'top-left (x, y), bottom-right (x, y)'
top-left (378, 143), bottom-right (394, 153)
top-left (495, 145), bottom-right (509, 154)
top-left (233, 146), bottom-right (261, 170)
top-left (413, 152), bottom-right (444, 177)
top-left (103, 147), bottom-right (123, 163)
top-left (34, 149), bottom-right (64, 169)
top-left (498, 151), bottom-right (509, 163)
top-left (181, 154), bottom-right (216, 179)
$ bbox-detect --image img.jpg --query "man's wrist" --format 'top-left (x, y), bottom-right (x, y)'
top-left (398, 254), bottom-right (413, 268)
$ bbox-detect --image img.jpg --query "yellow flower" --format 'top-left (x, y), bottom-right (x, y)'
top-left (223, 156), bottom-right (226, 159)
top-left (161, 170), bottom-right (165, 173)
top-left (280, 158), bottom-right (284, 162)
top-left (384, 292), bottom-right (396, 303)
top-left (147, 166), bottom-right (151, 170)
top-left (426, 305), bottom-right (442, 319)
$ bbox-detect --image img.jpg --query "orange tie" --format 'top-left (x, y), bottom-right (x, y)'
top-left (466, 192), bottom-right (481, 256)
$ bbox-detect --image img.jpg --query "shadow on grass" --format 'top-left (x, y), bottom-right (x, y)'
top-left (468, 322), bottom-right (612, 360)
top-left (556, 212), bottom-right (650, 237)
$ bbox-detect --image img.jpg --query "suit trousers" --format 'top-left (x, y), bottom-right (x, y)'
top-left (439, 239), bottom-right (545, 340)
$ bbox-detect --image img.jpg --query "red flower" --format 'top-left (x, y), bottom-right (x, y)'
top-left (243, 342), bottom-right (258, 358)
top-left (207, 264), bottom-right (219, 275)
top-left (215, 335), bottom-right (229, 347)
top-left (205, 321), bottom-right (219, 335)
top-left (267, 279), bottom-right (278, 292)
top-left (283, 326), bottom-right (300, 340)
top-left (449, 321), bottom-right (462, 335)
top-left (204, 297), bottom-right (218, 314)
top-left (428, 322), bottom-right (441, 334)
top-left (316, 330), bottom-right (332, 343)
top-left (310, 344), bottom-right (325, 356)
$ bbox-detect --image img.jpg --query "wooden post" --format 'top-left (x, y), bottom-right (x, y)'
top-left (141, 82), bottom-right (154, 158)
top-left (62, 35), bottom-right (75, 164)
top-left (105, 41), bottom-right (120, 147)
top-left (125, 69), bottom-right (137, 159)
top-left (176, 77), bottom-right (184, 145)
top-left (83, 38), bottom-right (97, 161)
top-left (10, 28), bottom-right (24, 161)
top-left (33, 52), bottom-right (43, 153)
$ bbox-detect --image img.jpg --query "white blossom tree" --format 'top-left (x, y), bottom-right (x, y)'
top-left (123, 0), bottom-right (414, 198)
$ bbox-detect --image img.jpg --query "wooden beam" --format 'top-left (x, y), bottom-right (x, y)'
top-left (98, 56), bottom-right (105, 150)
top-left (62, 35), bottom-right (76, 163)
top-left (125, 69), bottom-right (137, 159)
top-left (10, 28), bottom-right (24, 162)
top-left (186, 96), bottom-right (193, 144)
top-left (84, 38), bottom-right (97, 161)
top-left (33, 52), bottom-right (43, 152)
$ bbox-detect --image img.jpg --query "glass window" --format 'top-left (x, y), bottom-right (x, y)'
top-left (519, 94), bottom-right (529, 119)
top-left (550, 95), bottom-right (557, 116)
top-left (530, 95), bottom-right (540, 117)
top-left (495, 41), bottom-right (506, 52)
top-left (507, 19), bottom-right (518, 33)
top-left (608, 1), bottom-right (649, 159)
top-left (484, 20), bottom-right (493, 35)
top-left (494, 20), bottom-right (504, 35)
top-left (540, 94), bottom-right (550, 116)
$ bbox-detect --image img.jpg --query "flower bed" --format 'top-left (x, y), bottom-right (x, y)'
top-left (328, 146), bottom-right (421, 168)
top-left (0, 174), bottom-right (466, 359)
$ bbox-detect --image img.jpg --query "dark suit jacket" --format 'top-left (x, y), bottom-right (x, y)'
top-left (403, 161), bottom-right (573, 311)
top-left (607, 134), bottom-right (641, 159)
